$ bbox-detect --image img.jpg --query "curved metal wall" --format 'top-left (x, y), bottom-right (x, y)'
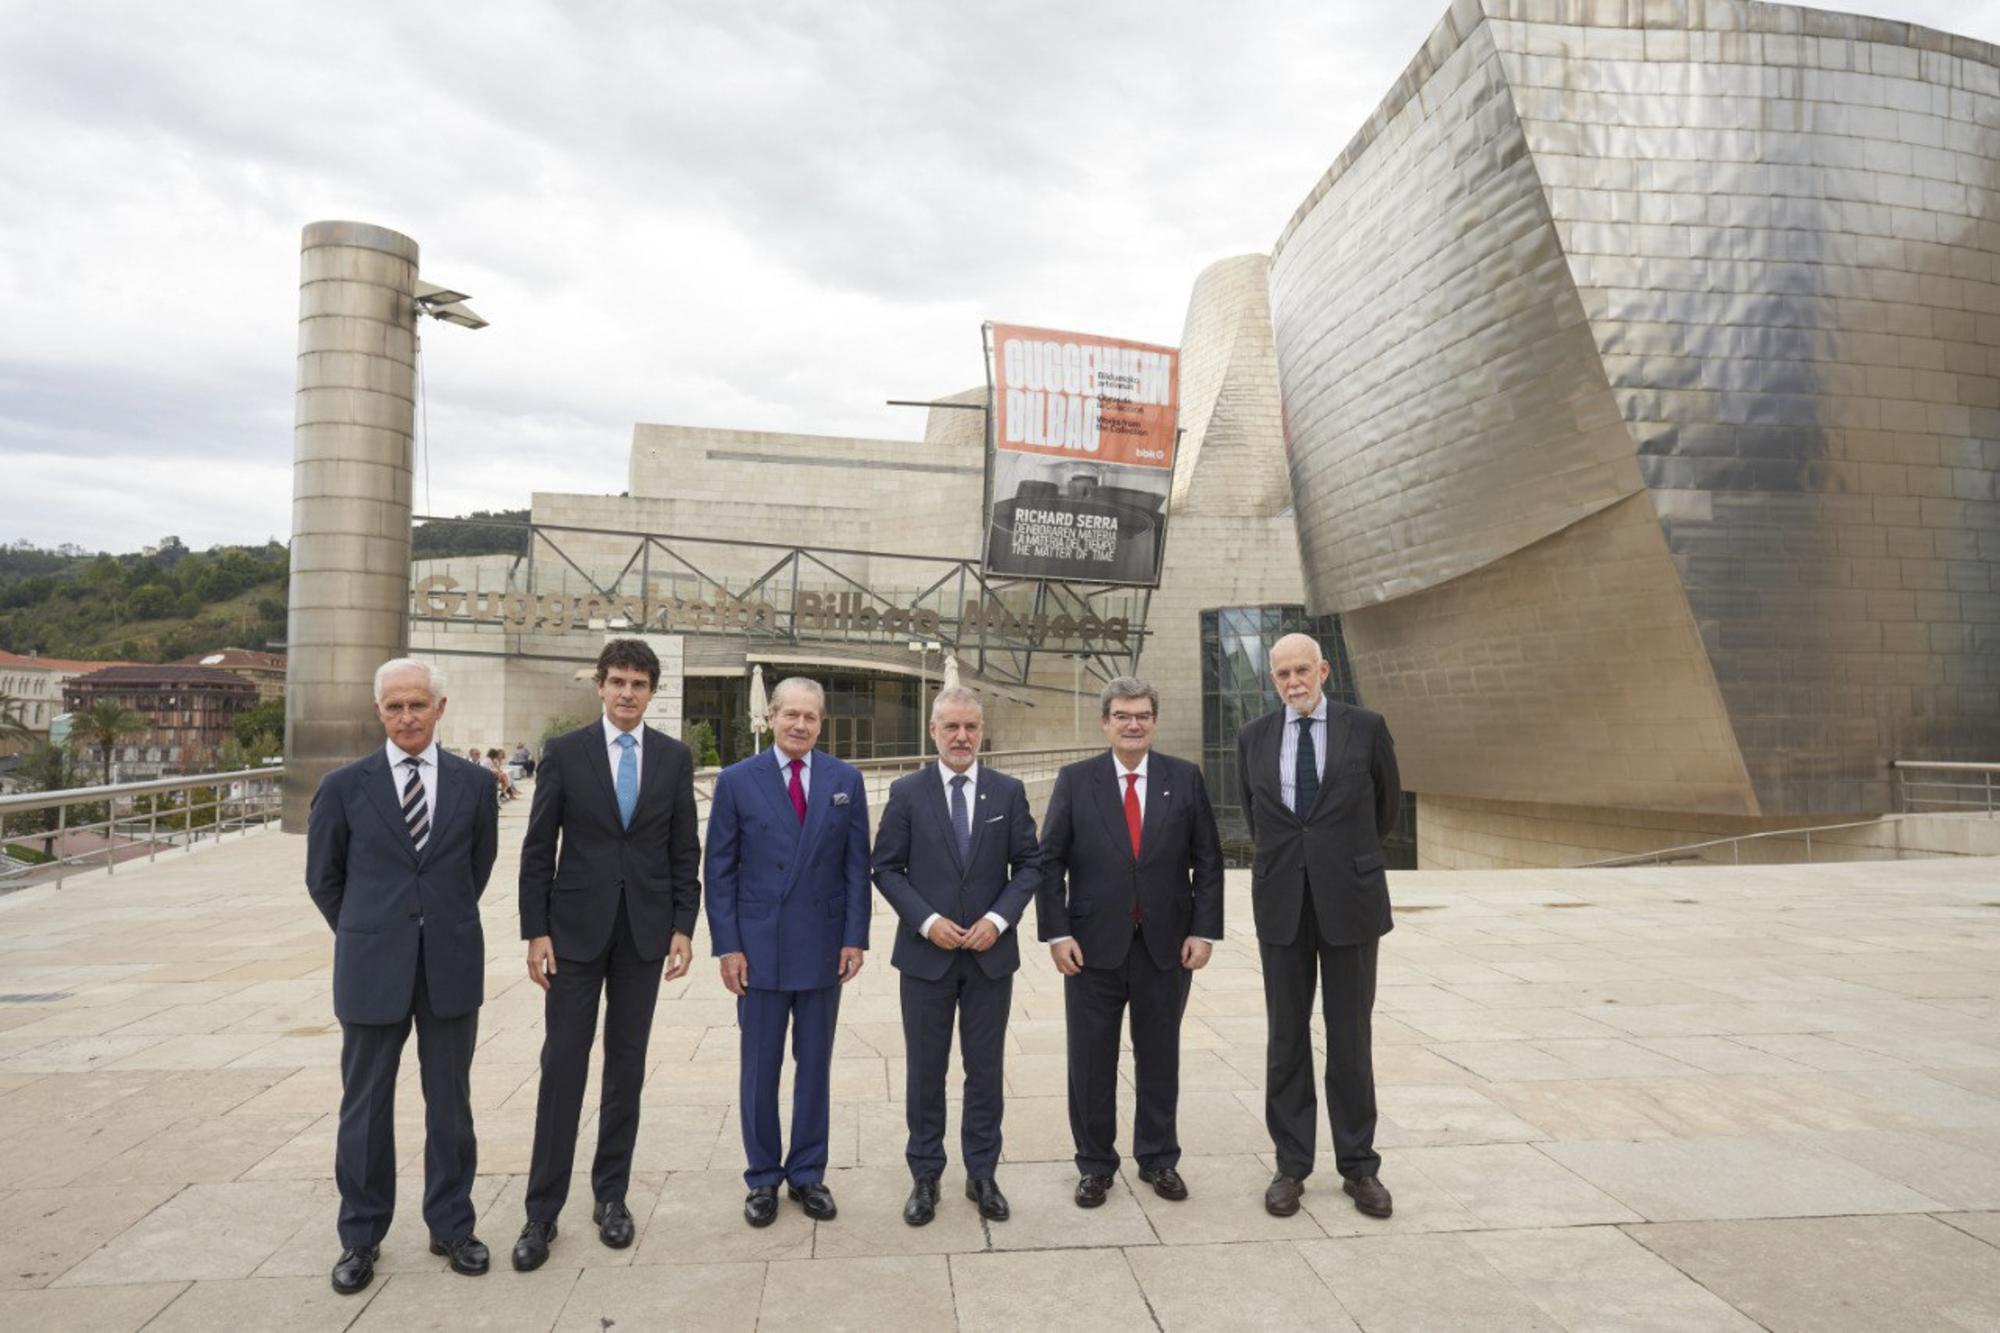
top-left (1271, 0), bottom-right (2000, 816)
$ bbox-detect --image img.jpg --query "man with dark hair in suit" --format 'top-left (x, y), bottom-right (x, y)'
top-left (1236, 632), bottom-right (1401, 1220)
top-left (706, 676), bottom-right (871, 1227)
top-left (308, 657), bottom-right (499, 1295)
top-left (511, 638), bottom-right (702, 1270)
top-left (871, 685), bottom-right (1040, 1226)
top-left (1039, 675), bottom-right (1223, 1208)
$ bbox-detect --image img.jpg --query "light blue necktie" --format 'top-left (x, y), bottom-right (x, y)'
top-left (615, 731), bottom-right (638, 829)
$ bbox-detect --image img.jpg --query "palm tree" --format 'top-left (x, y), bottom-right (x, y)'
top-left (0, 691), bottom-right (34, 748)
top-left (72, 700), bottom-right (149, 786)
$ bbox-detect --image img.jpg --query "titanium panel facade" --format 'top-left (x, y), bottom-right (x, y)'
top-left (1272, 0), bottom-right (2000, 817)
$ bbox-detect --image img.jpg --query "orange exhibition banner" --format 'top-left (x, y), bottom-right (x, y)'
top-left (982, 323), bottom-right (1181, 587)
top-left (989, 324), bottom-right (1179, 470)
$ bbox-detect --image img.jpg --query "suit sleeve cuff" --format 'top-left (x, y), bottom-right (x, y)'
top-left (1049, 935), bottom-right (1073, 944)
top-left (919, 912), bottom-right (940, 937)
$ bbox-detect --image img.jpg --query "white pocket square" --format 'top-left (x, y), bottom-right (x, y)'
top-left (985, 814), bottom-right (1005, 823)
top-left (832, 792), bottom-right (850, 806)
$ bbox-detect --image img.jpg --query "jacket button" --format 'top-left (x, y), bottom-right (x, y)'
top-left (408, 911), bottom-right (420, 920)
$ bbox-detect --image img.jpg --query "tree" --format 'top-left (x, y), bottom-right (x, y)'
top-left (538, 714), bottom-right (588, 755)
top-left (684, 721), bottom-right (722, 768)
top-left (71, 700), bottom-right (149, 786)
top-left (232, 696), bottom-right (286, 748)
top-left (0, 691), bottom-right (33, 747)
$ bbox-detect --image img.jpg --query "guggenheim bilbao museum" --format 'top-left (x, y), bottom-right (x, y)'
top-left (289, 0), bottom-right (2000, 869)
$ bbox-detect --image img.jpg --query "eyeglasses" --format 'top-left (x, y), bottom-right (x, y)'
top-left (1108, 710), bottom-right (1155, 725)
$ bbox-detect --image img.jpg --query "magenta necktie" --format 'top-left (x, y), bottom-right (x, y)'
top-left (787, 757), bottom-right (807, 823)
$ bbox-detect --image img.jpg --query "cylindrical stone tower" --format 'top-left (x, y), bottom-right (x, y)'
top-left (283, 221), bottom-right (420, 829)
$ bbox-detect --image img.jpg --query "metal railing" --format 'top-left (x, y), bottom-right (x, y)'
top-left (1894, 761), bottom-right (2000, 814)
top-left (1575, 818), bottom-right (1898, 868)
top-left (687, 745), bottom-right (1098, 815)
top-left (0, 767), bottom-right (286, 890)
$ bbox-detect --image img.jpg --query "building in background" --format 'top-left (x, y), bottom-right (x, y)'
top-left (0, 650), bottom-right (138, 753)
top-left (174, 649), bottom-right (287, 702)
top-left (1268, 0), bottom-right (2000, 867)
top-left (63, 665), bottom-right (259, 781)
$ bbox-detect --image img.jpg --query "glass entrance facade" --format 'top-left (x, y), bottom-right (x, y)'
top-left (683, 669), bottom-right (923, 766)
top-left (1199, 606), bottom-right (1415, 869)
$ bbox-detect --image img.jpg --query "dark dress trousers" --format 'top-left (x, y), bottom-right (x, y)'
top-left (307, 746), bottom-right (498, 1249)
top-left (705, 748), bottom-right (871, 1188)
top-left (870, 764), bottom-right (1040, 1181)
top-left (1235, 701), bottom-right (1401, 1182)
top-left (518, 720), bottom-right (702, 1223)
top-left (1036, 751), bottom-right (1223, 1176)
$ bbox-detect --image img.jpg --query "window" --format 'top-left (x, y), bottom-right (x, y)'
top-left (1199, 605), bottom-right (1415, 869)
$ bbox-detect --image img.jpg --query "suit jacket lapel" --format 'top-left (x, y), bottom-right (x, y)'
top-left (1255, 709), bottom-right (1299, 826)
top-left (424, 753), bottom-right (464, 866)
top-left (360, 751), bottom-right (419, 864)
top-left (925, 771), bottom-right (967, 877)
top-left (1309, 705), bottom-right (1355, 820)
top-left (960, 779), bottom-right (994, 879)
top-left (1093, 752), bottom-right (1139, 866)
top-left (1138, 757), bottom-right (1170, 865)
top-left (582, 720), bottom-right (622, 825)
top-left (787, 752), bottom-right (834, 897)
top-left (637, 726), bottom-right (667, 819)
top-left (758, 748), bottom-right (800, 833)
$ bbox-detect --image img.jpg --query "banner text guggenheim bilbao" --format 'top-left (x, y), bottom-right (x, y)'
top-left (1268, 0), bottom-right (2000, 818)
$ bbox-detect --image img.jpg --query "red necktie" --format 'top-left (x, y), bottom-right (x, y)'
top-left (787, 758), bottom-right (807, 823)
top-left (1124, 771), bottom-right (1143, 925)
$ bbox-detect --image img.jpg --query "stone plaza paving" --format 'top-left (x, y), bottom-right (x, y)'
top-left (0, 803), bottom-right (1997, 1331)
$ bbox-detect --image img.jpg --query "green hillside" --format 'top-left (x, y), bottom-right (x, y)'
top-left (0, 537), bottom-right (288, 662)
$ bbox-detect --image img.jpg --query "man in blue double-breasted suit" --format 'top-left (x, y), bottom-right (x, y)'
top-left (705, 676), bottom-right (871, 1227)
top-left (307, 658), bottom-right (498, 1295)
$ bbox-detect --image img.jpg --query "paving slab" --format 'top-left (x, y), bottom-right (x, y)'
top-left (757, 1254), bottom-right (955, 1331)
top-left (0, 1281), bottom-right (187, 1332)
top-left (554, 1260), bottom-right (764, 1331)
top-left (950, 1248), bottom-right (1156, 1331)
top-left (1124, 1240), bottom-right (1357, 1331)
top-left (1628, 1214), bottom-right (2000, 1332)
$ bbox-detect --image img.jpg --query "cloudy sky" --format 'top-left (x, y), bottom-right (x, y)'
top-left (4, 0), bottom-right (1997, 553)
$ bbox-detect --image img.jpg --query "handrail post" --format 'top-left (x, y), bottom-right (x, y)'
top-left (56, 801), bottom-right (66, 890)
top-left (1804, 829), bottom-right (1813, 864)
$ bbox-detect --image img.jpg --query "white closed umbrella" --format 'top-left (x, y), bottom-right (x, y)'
top-left (748, 664), bottom-right (769, 751)
top-left (941, 654), bottom-right (960, 691)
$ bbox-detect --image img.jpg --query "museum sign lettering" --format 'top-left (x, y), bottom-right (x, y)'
top-left (412, 577), bottom-right (1129, 648)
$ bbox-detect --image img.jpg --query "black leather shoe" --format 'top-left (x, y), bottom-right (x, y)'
top-left (966, 1176), bottom-right (1010, 1221)
top-left (593, 1198), bottom-right (634, 1249)
top-left (1138, 1166), bottom-right (1189, 1201)
top-left (429, 1233), bottom-right (489, 1275)
top-left (1344, 1174), bottom-right (1394, 1218)
top-left (1075, 1174), bottom-right (1113, 1208)
top-left (331, 1244), bottom-right (377, 1295)
top-left (903, 1175), bottom-right (940, 1227)
top-left (511, 1220), bottom-right (557, 1271)
top-left (787, 1181), bottom-right (838, 1221)
top-left (745, 1185), bottom-right (780, 1228)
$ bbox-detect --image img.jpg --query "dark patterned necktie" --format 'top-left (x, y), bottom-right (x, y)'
top-left (1295, 715), bottom-right (1318, 817)
top-left (950, 773), bottom-right (972, 862)
top-left (401, 756), bottom-right (429, 852)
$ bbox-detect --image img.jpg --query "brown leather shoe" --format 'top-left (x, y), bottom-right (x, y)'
top-left (1344, 1174), bottom-right (1392, 1218)
top-left (1265, 1174), bottom-right (1304, 1217)
top-left (1074, 1174), bottom-right (1113, 1208)
top-left (1137, 1166), bottom-right (1188, 1201)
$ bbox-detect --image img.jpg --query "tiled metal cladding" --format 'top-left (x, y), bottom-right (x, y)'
top-left (1271, 0), bottom-right (2000, 817)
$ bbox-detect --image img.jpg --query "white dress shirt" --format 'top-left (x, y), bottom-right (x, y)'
top-left (603, 715), bottom-right (644, 786)
top-left (773, 743), bottom-right (811, 797)
top-left (1278, 695), bottom-right (1329, 813)
top-left (384, 738), bottom-right (439, 828)
top-left (919, 760), bottom-right (1009, 939)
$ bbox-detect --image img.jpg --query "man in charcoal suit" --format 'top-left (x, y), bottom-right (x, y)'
top-left (308, 657), bottom-right (498, 1295)
top-left (871, 685), bottom-right (1040, 1225)
top-left (511, 638), bottom-right (701, 1270)
top-left (1236, 632), bottom-right (1401, 1220)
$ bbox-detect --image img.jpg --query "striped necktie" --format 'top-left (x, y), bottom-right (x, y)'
top-left (401, 756), bottom-right (429, 852)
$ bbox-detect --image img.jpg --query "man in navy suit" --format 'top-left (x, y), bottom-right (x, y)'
top-left (1038, 676), bottom-right (1223, 1208)
top-left (511, 638), bottom-right (701, 1270)
top-left (706, 676), bottom-right (871, 1226)
top-left (307, 658), bottom-right (498, 1295)
top-left (871, 686), bottom-right (1040, 1226)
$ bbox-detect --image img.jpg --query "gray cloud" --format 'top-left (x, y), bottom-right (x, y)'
top-left (3, 0), bottom-right (1998, 550)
